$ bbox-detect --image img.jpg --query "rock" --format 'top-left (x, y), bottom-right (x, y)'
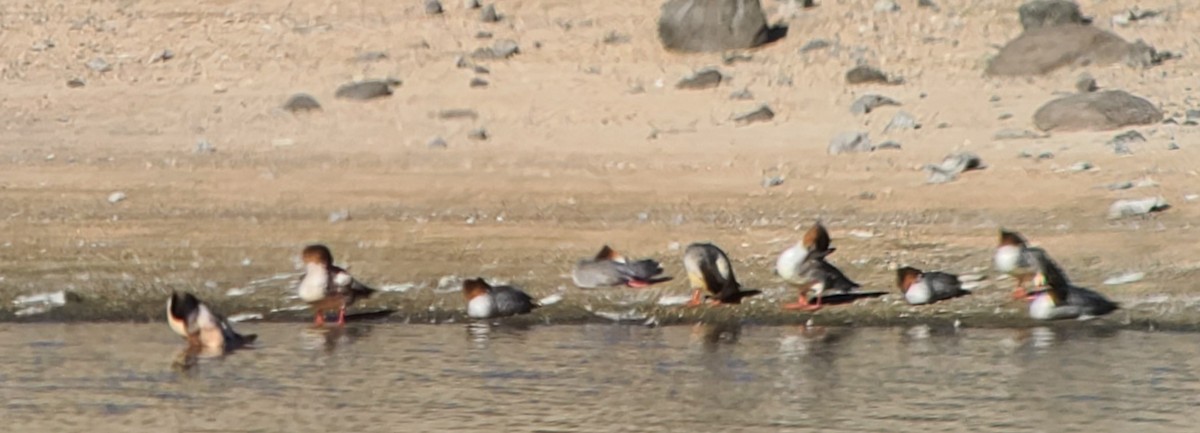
top-left (1112, 8), bottom-right (1161, 27)
top-left (475, 31), bottom-right (492, 39)
top-left (472, 39), bottom-right (520, 59)
top-left (1068, 161), bottom-right (1093, 172)
top-left (998, 113), bottom-right (1014, 120)
top-left (917, 0), bottom-right (938, 10)
top-left (799, 39), bottom-right (832, 53)
top-left (986, 25), bottom-right (1158, 76)
top-left (850, 94), bottom-right (899, 115)
top-left (30, 39), bottom-right (55, 51)
top-left (335, 78), bottom-right (401, 100)
top-left (762, 174), bottom-right (784, 188)
top-left (828, 132), bottom-right (874, 155)
top-left (1018, 0), bottom-right (1088, 31)
top-left (658, 0), bottom-right (770, 53)
top-left (283, 93), bottom-right (322, 112)
top-left (149, 49), bottom-right (175, 63)
top-left (1167, 142), bottom-right (1180, 150)
top-left (1075, 73), bottom-right (1098, 93)
top-left (884, 111), bottom-right (920, 132)
top-left (480, 4), bottom-right (500, 22)
top-left (676, 69), bottom-right (724, 90)
top-left (427, 137), bottom-right (448, 149)
top-left (734, 105), bottom-right (774, 126)
top-left (355, 51), bottom-right (388, 62)
top-left (1107, 130), bottom-right (1145, 154)
top-left (329, 210), bottom-right (351, 223)
top-left (994, 129), bottom-right (1045, 140)
top-left (107, 192), bottom-right (127, 204)
top-left (1107, 197), bottom-right (1169, 219)
top-left (86, 57), bottom-right (112, 72)
top-left (67, 78), bottom-right (85, 88)
top-left (873, 0), bottom-right (899, 13)
top-left (467, 128), bottom-right (489, 141)
top-left (924, 152), bottom-right (985, 184)
top-left (469, 77), bottom-right (489, 88)
top-left (729, 88), bottom-right (753, 100)
top-left (722, 52), bottom-right (753, 65)
top-left (438, 109), bottom-right (479, 120)
top-left (194, 139), bottom-right (216, 154)
top-left (876, 140), bottom-right (902, 150)
top-left (603, 31), bottom-right (631, 45)
top-left (464, 0), bottom-right (481, 8)
top-left (845, 65), bottom-right (889, 85)
top-left (425, 0), bottom-right (443, 15)
top-left (1033, 90), bottom-right (1162, 132)
top-left (1105, 181), bottom-right (1134, 191)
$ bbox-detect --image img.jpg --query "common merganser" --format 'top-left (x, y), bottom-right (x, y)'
top-left (782, 252), bottom-right (868, 311)
top-left (681, 243), bottom-right (762, 306)
top-left (776, 221), bottom-right (835, 282)
top-left (1025, 249), bottom-right (1119, 320)
top-left (296, 244), bottom-right (376, 326)
top-left (462, 277), bottom-right (540, 319)
top-left (993, 229), bottom-right (1046, 299)
top-left (166, 291), bottom-right (256, 351)
top-left (895, 266), bottom-right (970, 305)
top-left (571, 245), bottom-right (672, 289)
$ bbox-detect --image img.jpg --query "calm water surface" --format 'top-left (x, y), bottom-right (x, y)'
top-left (1, 322), bottom-right (1199, 432)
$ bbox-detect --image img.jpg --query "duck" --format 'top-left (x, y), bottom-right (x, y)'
top-left (296, 244), bottom-right (376, 326)
top-left (776, 221), bottom-right (835, 282)
top-left (681, 242), bottom-right (761, 306)
top-left (993, 229), bottom-right (1045, 300)
top-left (571, 245), bottom-right (672, 289)
top-left (166, 291), bottom-right (256, 351)
top-left (782, 252), bottom-right (865, 311)
top-left (462, 277), bottom-right (540, 319)
top-left (895, 266), bottom-right (970, 305)
top-left (1025, 248), bottom-right (1119, 320)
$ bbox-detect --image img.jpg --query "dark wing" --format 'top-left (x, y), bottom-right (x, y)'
top-left (330, 266), bottom-right (375, 302)
top-left (1026, 247), bottom-right (1070, 288)
top-left (1065, 286), bottom-right (1119, 317)
top-left (617, 259), bottom-right (666, 281)
top-left (924, 271), bottom-right (967, 299)
top-left (815, 259), bottom-right (860, 294)
top-left (493, 286), bottom-right (538, 315)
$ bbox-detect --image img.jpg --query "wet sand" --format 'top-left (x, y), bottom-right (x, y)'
top-left (0, 0), bottom-right (1198, 327)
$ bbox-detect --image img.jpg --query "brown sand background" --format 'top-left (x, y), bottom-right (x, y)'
top-left (0, 0), bottom-right (1197, 324)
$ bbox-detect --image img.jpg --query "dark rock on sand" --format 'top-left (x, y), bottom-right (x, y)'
top-left (1033, 90), bottom-right (1162, 132)
top-left (734, 105), bottom-right (773, 126)
top-left (470, 78), bottom-right (489, 88)
top-left (472, 39), bottom-right (520, 60)
top-left (425, 0), bottom-right (443, 15)
top-left (799, 39), bottom-right (832, 53)
top-left (283, 93), bottom-right (322, 112)
top-left (1107, 130), bottom-right (1145, 154)
top-left (850, 94), bottom-right (900, 115)
top-left (468, 128), bottom-right (489, 141)
top-left (658, 0), bottom-right (769, 53)
top-left (986, 25), bottom-right (1164, 76)
top-left (845, 65), bottom-right (890, 85)
top-left (1018, 0), bottom-right (1089, 31)
top-left (438, 109), bottom-right (480, 120)
top-left (335, 78), bottom-right (401, 100)
top-left (480, 4), bottom-right (500, 22)
top-left (925, 152), bottom-right (985, 184)
top-left (1075, 72), bottom-right (1098, 93)
top-left (676, 69), bottom-right (724, 90)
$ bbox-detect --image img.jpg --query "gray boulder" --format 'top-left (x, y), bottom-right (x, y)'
top-left (986, 25), bottom-right (1153, 76)
top-left (1032, 90), bottom-right (1162, 132)
top-left (658, 0), bottom-right (769, 53)
top-left (1018, 1), bottom-right (1088, 31)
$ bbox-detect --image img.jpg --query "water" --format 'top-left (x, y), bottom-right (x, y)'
top-left (2, 323), bottom-right (1199, 432)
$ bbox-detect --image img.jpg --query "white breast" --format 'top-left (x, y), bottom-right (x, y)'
top-left (904, 280), bottom-right (932, 305)
top-left (775, 245), bottom-right (807, 282)
top-left (298, 264), bottom-right (329, 302)
top-left (1028, 293), bottom-right (1057, 321)
top-left (994, 245), bottom-right (1022, 274)
top-left (194, 305), bottom-right (226, 349)
top-left (467, 295), bottom-right (494, 319)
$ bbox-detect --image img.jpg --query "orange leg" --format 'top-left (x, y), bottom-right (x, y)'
top-left (626, 279), bottom-right (651, 288)
top-left (685, 289), bottom-right (704, 307)
top-left (783, 293), bottom-right (822, 311)
top-left (336, 306), bottom-right (347, 326)
top-left (313, 309), bottom-right (325, 327)
top-left (1011, 275), bottom-right (1032, 300)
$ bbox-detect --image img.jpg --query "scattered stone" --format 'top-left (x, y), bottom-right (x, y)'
top-left (438, 109), bottom-right (479, 120)
top-left (86, 57), bottom-right (112, 72)
top-left (107, 191), bottom-right (127, 204)
top-left (1106, 181), bottom-right (1134, 191)
top-left (30, 39), bottom-right (55, 51)
top-left (475, 31), bottom-right (493, 39)
top-left (1037, 151), bottom-right (1055, 160)
top-left (472, 39), bottom-right (520, 59)
top-left (676, 68), bottom-right (725, 90)
top-left (194, 139), bottom-right (216, 154)
top-left (464, 0), bottom-right (481, 8)
top-left (1107, 197), bottom-right (1169, 219)
top-left (283, 93), bottom-right (322, 112)
top-left (474, 65), bottom-right (490, 74)
top-left (1103, 272), bottom-right (1145, 285)
top-left (66, 78), bottom-right (85, 88)
top-left (425, 0), bottom-right (443, 15)
top-left (884, 111), bottom-right (920, 132)
top-left (329, 210), bottom-right (351, 223)
top-left (480, 4), bottom-right (500, 22)
top-left (722, 52), bottom-right (753, 65)
top-left (657, 0), bottom-right (770, 53)
top-left (467, 128), bottom-right (489, 141)
top-left (355, 51), bottom-right (388, 62)
top-left (876, 140), bottom-right (902, 150)
top-left (1107, 130), bottom-right (1145, 154)
top-left (428, 137), bottom-right (448, 149)
top-left (603, 31), bottom-right (631, 45)
top-left (994, 129), bottom-right (1045, 140)
top-left (917, 0), bottom-right (939, 10)
top-left (1075, 73), bottom-right (1098, 93)
top-left (850, 94), bottom-right (900, 115)
top-left (997, 113), bottom-right (1014, 121)
top-left (729, 88), bottom-right (753, 100)
top-left (1167, 142), bottom-right (1180, 150)
top-left (845, 65), bottom-right (889, 85)
top-left (1018, 0), bottom-right (1088, 31)
top-left (828, 131), bottom-right (874, 155)
top-left (455, 55), bottom-right (471, 68)
top-left (734, 105), bottom-right (774, 126)
top-left (762, 174), bottom-right (785, 188)
top-left (924, 152), bottom-right (985, 184)
top-left (335, 78), bottom-right (401, 100)
top-left (149, 49), bottom-right (175, 63)
top-left (1112, 8), bottom-right (1161, 27)
top-left (1187, 110), bottom-right (1200, 122)
top-left (874, 0), bottom-right (899, 13)
top-left (469, 78), bottom-right (489, 88)
top-left (1032, 90), bottom-right (1162, 132)
top-left (799, 39), bottom-right (832, 53)
top-left (986, 25), bottom-right (1164, 76)
top-left (1068, 161), bottom-right (1093, 172)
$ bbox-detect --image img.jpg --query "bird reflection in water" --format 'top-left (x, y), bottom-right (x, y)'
top-left (690, 321), bottom-right (742, 352)
top-left (171, 342), bottom-right (253, 374)
top-left (465, 321), bottom-right (536, 347)
top-left (301, 324), bottom-right (374, 355)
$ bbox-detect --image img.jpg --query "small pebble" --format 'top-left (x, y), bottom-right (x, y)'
top-left (799, 39), bottom-right (832, 53)
top-left (428, 137), bottom-right (448, 149)
top-left (467, 128), bottom-right (489, 141)
top-left (469, 78), bottom-right (489, 88)
top-left (67, 78), bottom-right (85, 88)
top-left (480, 4), bottom-right (500, 22)
top-left (425, 0), bottom-right (443, 15)
top-left (464, 0), bottom-right (481, 8)
top-left (734, 105), bottom-right (774, 126)
top-left (883, 111), bottom-right (919, 132)
top-left (86, 58), bottom-right (112, 72)
top-left (1076, 73), bottom-right (1098, 93)
top-left (283, 93), bottom-right (322, 112)
top-left (729, 88), bottom-right (754, 100)
top-left (149, 49), bottom-right (174, 63)
top-left (107, 192), bottom-right (126, 204)
top-left (194, 139), bottom-right (216, 154)
top-left (850, 94), bottom-right (900, 115)
top-left (676, 69), bottom-right (724, 90)
top-left (874, 0), bottom-right (900, 12)
top-left (329, 210), bottom-right (351, 223)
